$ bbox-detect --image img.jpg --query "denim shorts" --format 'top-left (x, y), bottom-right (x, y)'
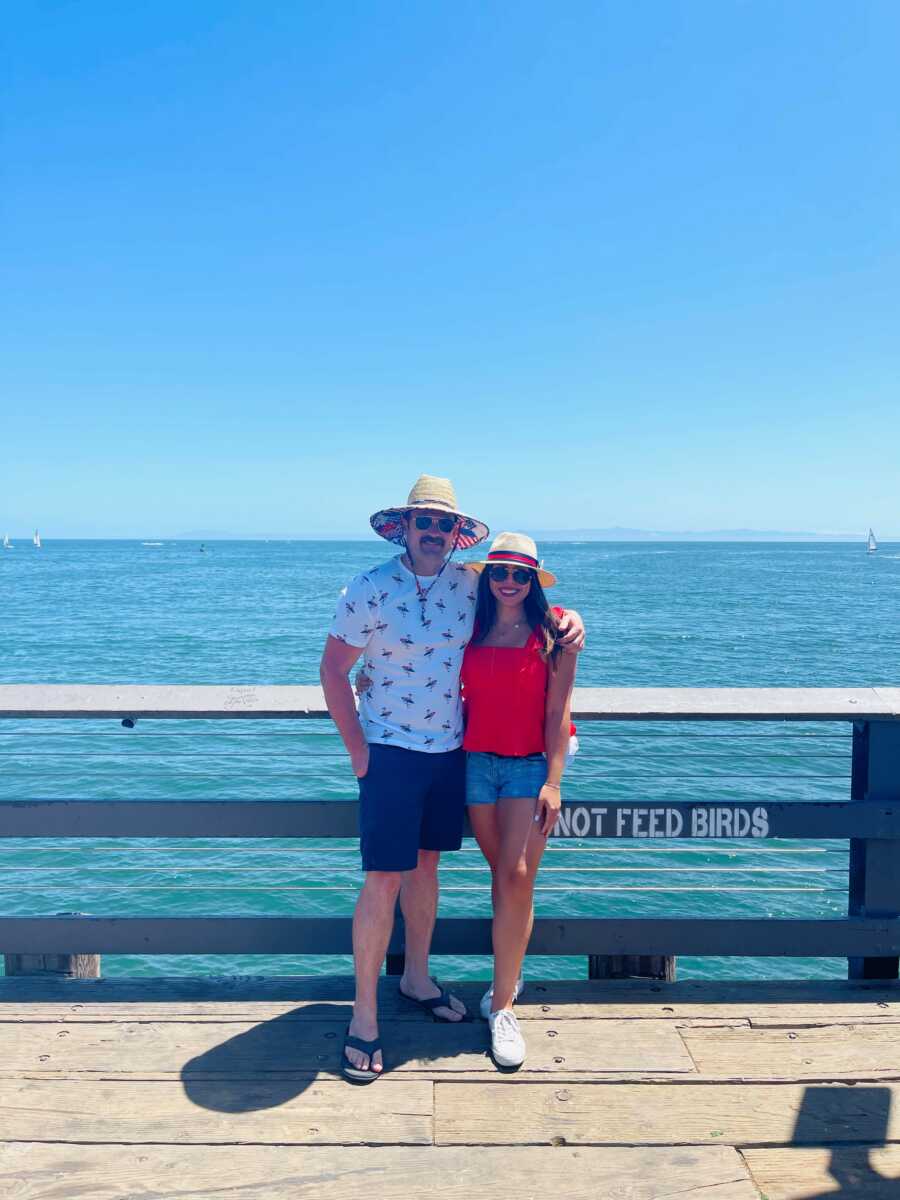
top-left (466, 751), bottom-right (548, 805)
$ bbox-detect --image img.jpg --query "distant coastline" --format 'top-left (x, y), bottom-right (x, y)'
top-left (527, 528), bottom-right (886, 544)
top-left (169, 527), bottom-right (894, 542)
top-left (168, 526), bottom-right (897, 542)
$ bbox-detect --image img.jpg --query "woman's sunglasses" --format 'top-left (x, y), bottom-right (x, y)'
top-left (487, 565), bottom-right (534, 585)
top-left (413, 515), bottom-right (457, 534)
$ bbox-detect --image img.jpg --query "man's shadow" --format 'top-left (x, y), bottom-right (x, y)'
top-left (791, 1086), bottom-right (900, 1199)
top-left (179, 991), bottom-right (481, 1113)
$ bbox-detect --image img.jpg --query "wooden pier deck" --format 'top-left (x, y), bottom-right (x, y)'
top-left (2, 975), bottom-right (900, 1198)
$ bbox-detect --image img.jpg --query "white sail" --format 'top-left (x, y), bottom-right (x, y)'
top-left (2, 534), bottom-right (9, 549)
top-left (33, 529), bottom-right (41, 548)
top-left (867, 528), bottom-right (877, 553)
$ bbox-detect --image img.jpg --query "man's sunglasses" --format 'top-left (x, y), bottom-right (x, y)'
top-left (413, 515), bottom-right (457, 534)
top-left (488, 565), bottom-right (534, 585)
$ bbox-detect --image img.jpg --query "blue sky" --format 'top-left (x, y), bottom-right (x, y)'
top-left (2, 2), bottom-right (899, 538)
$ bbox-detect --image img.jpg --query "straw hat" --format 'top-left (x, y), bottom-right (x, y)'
top-left (370, 474), bottom-right (489, 549)
top-left (470, 532), bottom-right (557, 588)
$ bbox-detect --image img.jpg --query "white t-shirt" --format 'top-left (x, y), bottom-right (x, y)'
top-left (329, 554), bottom-right (478, 753)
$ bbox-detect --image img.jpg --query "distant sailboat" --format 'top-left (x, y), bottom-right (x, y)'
top-left (33, 529), bottom-right (41, 549)
top-left (867, 528), bottom-right (878, 554)
top-left (3, 534), bottom-right (11, 550)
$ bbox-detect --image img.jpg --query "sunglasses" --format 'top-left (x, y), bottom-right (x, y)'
top-left (413, 515), bottom-right (457, 534)
top-left (487, 565), bottom-right (534, 585)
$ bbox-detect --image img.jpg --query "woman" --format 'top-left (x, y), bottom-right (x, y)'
top-left (461, 532), bottom-right (578, 1069)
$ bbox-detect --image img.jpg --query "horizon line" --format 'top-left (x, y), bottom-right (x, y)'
top-left (2, 530), bottom-right (896, 544)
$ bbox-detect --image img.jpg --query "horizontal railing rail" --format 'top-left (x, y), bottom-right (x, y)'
top-left (1, 686), bottom-right (899, 981)
top-left (1, 916), bottom-right (898, 958)
top-left (0, 798), bottom-right (898, 840)
top-left (1, 684), bottom-right (899, 720)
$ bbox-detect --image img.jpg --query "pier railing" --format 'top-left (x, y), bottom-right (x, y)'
top-left (1, 685), bottom-right (899, 981)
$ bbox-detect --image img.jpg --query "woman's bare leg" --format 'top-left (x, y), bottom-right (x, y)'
top-left (490, 797), bottom-right (547, 1011)
top-left (468, 803), bottom-right (501, 914)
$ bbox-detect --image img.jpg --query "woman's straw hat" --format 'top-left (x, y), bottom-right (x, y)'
top-left (370, 474), bottom-right (489, 549)
top-left (470, 531), bottom-right (557, 588)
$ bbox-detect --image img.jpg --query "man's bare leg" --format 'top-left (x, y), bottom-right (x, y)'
top-left (398, 849), bottom-right (466, 1020)
top-left (347, 870), bottom-right (402, 1073)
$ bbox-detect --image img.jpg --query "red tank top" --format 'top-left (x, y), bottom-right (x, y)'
top-left (461, 610), bottom-right (562, 756)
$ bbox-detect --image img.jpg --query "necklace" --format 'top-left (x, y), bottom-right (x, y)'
top-left (492, 618), bottom-right (526, 641)
top-left (402, 528), bottom-right (461, 625)
top-left (403, 554), bottom-right (446, 625)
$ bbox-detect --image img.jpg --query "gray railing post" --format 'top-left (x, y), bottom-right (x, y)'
top-left (3, 912), bottom-right (100, 979)
top-left (849, 720), bottom-right (900, 980)
top-left (589, 954), bottom-right (676, 982)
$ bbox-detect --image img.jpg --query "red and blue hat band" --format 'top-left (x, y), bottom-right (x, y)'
top-left (486, 550), bottom-right (538, 569)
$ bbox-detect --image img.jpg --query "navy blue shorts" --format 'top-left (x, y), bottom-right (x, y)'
top-left (358, 744), bottom-right (465, 872)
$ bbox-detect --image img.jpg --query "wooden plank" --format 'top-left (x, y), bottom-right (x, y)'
top-left (742, 1146), bottom-right (900, 1199)
top-left (1, 975), bottom-right (893, 1004)
top-left (6, 1003), bottom-right (897, 1029)
top-left (0, 1078), bottom-right (433, 1145)
top-left (0, 682), bottom-right (894, 721)
top-left (2, 976), bottom-right (898, 1023)
top-left (0, 684), bottom-right (330, 719)
top-left (0, 1008), bottom-right (746, 1028)
top-left (572, 686), bottom-right (893, 721)
top-left (749, 1015), bottom-right (900, 1028)
top-left (504, 978), bottom-right (900, 1025)
top-left (0, 1068), bottom-right (732, 1085)
top-left (0, 1018), bottom-right (693, 1076)
top-left (0, 1144), bottom-right (760, 1200)
top-left (7, 797), bottom-right (900, 840)
top-left (683, 1023), bottom-right (900, 1079)
top-left (435, 1080), bottom-right (900, 1146)
top-left (2, 914), bottom-right (899, 957)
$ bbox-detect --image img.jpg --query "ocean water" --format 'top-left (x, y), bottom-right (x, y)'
top-left (2, 538), bottom-right (899, 981)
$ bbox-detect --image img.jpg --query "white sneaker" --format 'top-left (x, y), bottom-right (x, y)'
top-left (488, 1008), bottom-right (526, 1068)
top-left (479, 977), bottom-right (524, 1021)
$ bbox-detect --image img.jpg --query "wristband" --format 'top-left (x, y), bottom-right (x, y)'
top-left (544, 782), bottom-right (561, 791)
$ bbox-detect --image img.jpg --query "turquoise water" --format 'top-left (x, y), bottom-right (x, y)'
top-left (2, 538), bottom-right (899, 980)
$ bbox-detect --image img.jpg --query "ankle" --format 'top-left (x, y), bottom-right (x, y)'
top-left (489, 1005), bottom-right (517, 1020)
top-left (400, 968), bottom-right (431, 992)
top-left (350, 1007), bottom-right (378, 1034)
top-left (492, 979), bottom-right (519, 1009)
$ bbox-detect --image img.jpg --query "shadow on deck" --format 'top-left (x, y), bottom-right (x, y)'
top-left (2, 976), bottom-right (900, 1198)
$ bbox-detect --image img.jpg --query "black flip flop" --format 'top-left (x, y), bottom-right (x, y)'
top-left (341, 1028), bottom-right (384, 1084)
top-left (398, 981), bottom-right (471, 1023)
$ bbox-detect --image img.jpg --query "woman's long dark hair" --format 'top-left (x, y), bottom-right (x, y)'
top-left (472, 568), bottom-right (561, 662)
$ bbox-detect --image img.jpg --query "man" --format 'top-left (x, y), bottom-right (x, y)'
top-left (320, 474), bottom-right (583, 1082)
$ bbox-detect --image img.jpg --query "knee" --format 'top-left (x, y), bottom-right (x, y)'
top-left (363, 871), bottom-right (403, 904)
top-left (497, 858), bottom-right (532, 897)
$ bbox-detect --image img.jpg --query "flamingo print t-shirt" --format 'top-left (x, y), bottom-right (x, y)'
top-left (329, 555), bottom-right (478, 753)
